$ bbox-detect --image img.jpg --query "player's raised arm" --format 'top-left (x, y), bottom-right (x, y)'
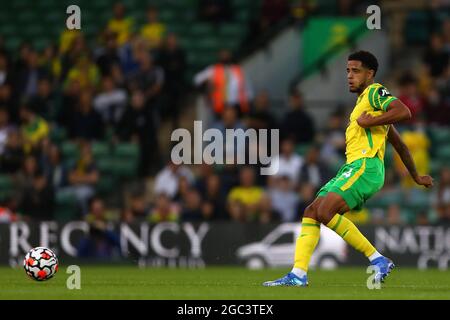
top-left (387, 125), bottom-right (434, 188)
top-left (357, 98), bottom-right (412, 128)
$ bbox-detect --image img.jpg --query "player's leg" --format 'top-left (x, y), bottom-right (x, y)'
top-left (292, 197), bottom-right (323, 276)
top-left (316, 192), bottom-right (379, 259)
top-left (317, 191), bottom-right (394, 283)
top-left (263, 197), bottom-right (323, 287)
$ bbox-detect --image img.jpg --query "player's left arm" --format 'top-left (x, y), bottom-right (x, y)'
top-left (387, 125), bottom-right (434, 188)
top-left (357, 99), bottom-right (412, 128)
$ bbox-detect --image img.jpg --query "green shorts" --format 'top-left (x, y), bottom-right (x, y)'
top-left (317, 157), bottom-right (385, 211)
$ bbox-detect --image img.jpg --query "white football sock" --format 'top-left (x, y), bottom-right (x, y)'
top-left (368, 251), bottom-right (383, 262)
top-left (291, 267), bottom-right (307, 278)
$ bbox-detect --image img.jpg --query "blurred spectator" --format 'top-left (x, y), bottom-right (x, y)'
top-left (28, 77), bottom-right (58, 121)
top-left (320, 108), bottom-right (346, 168)
top-left (0, 52), bottom-right (13, 87)
top-left (59, 29), bottom-right (81, 56)
top-left (140, 6), bottom-right (166, 49)
top-left (78, 197), bottom-right (120, 258)
top-left (423, 33), bottom-right (449, 78)
top-left (61, 34), bottom-right (88, 80)
top-left (337, 0), bottom-right (359, 16)
top-left (118, 34), bottom-right (146, 79)
top-left (96, 31), bottom-right (121, 78)
top-left (180, 188), bottom-right (204, 221)
top-left (0, 130), bottom-right (24, 174)
top-left (154, 162), bottom-right (195, 199)
top-left (432, 167), bottom-right (450, 223)
top-left (39, 44), bottom-right (61, 82)
top-left (198, 0), bottom-right (232, 24)
top-left (268, 175), bottom-right (299, 222)
top-left (148, 193), bottom-right (180, 223)
top-left (260, 0), bottom-right (290, 29)
top-left (129, 52), bottom-right (164, 110)
top-left (19, 104), bottom-right (49, 154)
top-left (67, 90), bottom-right (104, 141)
top-left (157, 33), bottom-right (187, 128)
top-left (298, 145), bottom-right (331, 190)
top-left (212, 107), bottom-right (247, 163)
top-left (42, 144), bottom-right (68, 191)
top-left (93, 76), bottom-right (127, 126)
top-left (0, 108), bottom-right (13, 156)
top-left (107, 2), bottom-right (134, 46)
top-left (393, 122), bottom-right (430, 189)
top-left (246, 90), bottom-right (277, 130)
top-left (442, 18), bottom-right (450, 53)
top-left (0, 84), bottom-right (14, 120)
top-left (200, 173), bottom-right (228, 220)
top-left (258, 193), bottom-right (281, 224)
top-left (227, 166), bottom-right (264, 222)
top-left (18, 170), bottom-right (54, 221)
top-left (122, 191), bottom-right (150, 223)
top-left (65, 54), bottom-right (100, 91)
top-left (117, 89), bottom-right (159, 176)
top-left (14, 42), bottom-right (32, 75)
top-left (0, 206), bottom-right (17, 223)
top-left (397, 72), bottom-right (426, 124)
top-left (194, 49), bottom-right (253, 119)
top-left (271, 138), bottom-right (303, 184)
top-left (16, 50), bottom-right (48, 99)
top-left (280, 89), bottom-right (315, 144)
top-left (16, 155), bottom-right (39, 194)
top-left (66, 143), bottom-right (99, 214)
top-left (297, 182), bottom-right (316, 220)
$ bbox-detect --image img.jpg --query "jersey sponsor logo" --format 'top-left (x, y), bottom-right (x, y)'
top-left (342, 168), bottom-right (353, 178)
top-left (378, 87), bottom-right (391, 97)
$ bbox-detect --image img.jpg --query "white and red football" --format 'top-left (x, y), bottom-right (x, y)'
top-left (23, 247), bottom-right (59, 281)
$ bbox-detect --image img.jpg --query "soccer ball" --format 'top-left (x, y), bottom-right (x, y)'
top-left (23, 247), bottom-right (59, 281)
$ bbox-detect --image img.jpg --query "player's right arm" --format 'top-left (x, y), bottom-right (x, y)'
top-left (387, 125), bottom-right (434, 188)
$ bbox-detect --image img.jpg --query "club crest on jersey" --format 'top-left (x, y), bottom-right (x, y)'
top-left (378, 87), bottom-right (391, 97)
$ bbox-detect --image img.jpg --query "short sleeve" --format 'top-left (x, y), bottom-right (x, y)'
top-left (368, 86), bottom-right (397, 111)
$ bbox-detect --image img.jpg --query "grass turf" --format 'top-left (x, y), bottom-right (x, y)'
top-left (0, 266), bottom-right (449, 300)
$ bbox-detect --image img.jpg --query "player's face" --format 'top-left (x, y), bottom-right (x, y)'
top-left (347, 60), bottom-right (372, 93)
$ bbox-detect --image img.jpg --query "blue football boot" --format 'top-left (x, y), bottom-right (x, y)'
top-left (370, 256), bottom-right (395, 284)
top-left (263, 272), bottom-right (308, 287)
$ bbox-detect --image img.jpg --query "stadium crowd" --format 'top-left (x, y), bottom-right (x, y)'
top-left (0, 0), bottom-right (448, 232)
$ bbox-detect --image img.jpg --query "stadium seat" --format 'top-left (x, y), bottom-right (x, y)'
top-left (92, 142), bottom-right (111, 159)
top-left (96, 174), bottom-right (117, 195)
top-left (113, 143), bottom-right (140, 178)
top-left (97, 157), bottom-right (116, 174)
top-left (49, 127), bottom-right (67, 145)
top-left (295, 143), bottom-right (311, 156)
top-left (61, 142), bottom-right (79, 160)
top-left (54, 189), bottom-right (79, 222)
top-left (436, 145), bottom-right (450, 161)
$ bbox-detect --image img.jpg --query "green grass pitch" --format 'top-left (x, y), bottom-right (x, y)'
top-left (1, 266), bottom-right (449, 300)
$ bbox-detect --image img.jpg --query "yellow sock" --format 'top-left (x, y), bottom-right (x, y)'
top-left (294, 217), bottom-right (321, 272)
top-left (326, 214), bottom-right (376, 258)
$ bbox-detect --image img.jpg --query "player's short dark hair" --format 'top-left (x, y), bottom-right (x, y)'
top-left (348, 51), bottom-right (378, 76)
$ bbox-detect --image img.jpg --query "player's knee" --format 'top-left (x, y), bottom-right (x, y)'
top-left (303, 203), bottom-right (318, 220)
top-left (316, 204), bottom-right (336, 225)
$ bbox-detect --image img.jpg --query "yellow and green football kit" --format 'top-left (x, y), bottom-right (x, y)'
top-left (317, 83), bottom-right (398, 210)
top-left (294, 83), bottom-right (398, 272)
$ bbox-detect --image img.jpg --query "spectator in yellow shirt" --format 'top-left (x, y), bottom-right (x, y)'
top-left (393, 122), bottom-right (430, 189)
top-left (107, 2), bottom-right (134, 46)
top-left (65, 54), bottom-right (100, 91)
top-left (59, 29), bottom-right (81, 55)
top-left (140, 6), bottom-right (166, 49)
top-left (228, 166), bottom-right (264, 221)
top-left (19, 104), bottom-right (49, 154)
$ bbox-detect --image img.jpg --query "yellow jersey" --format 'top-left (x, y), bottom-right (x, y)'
top-left (345, 83), bottom-right (398, 164)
